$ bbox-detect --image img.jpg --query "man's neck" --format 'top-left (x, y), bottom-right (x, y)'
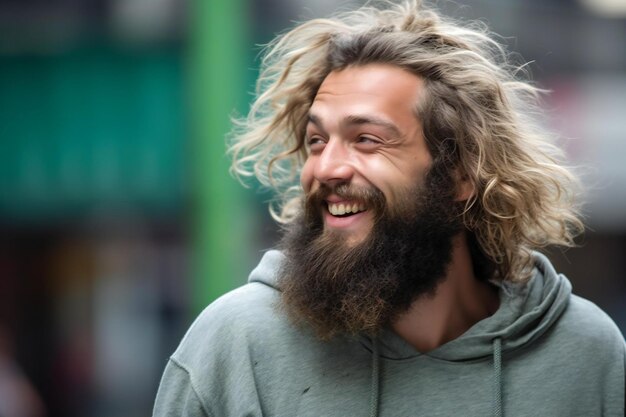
top-left (392, 233), bottom-right (500, 353)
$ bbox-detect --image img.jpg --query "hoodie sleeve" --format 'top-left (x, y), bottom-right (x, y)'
top-left (153, 358), bottom-right (211, 417)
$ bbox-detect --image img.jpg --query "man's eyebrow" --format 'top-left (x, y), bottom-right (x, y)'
top-left (307, 113), bottom-right (404, 139)
top-left (307, 114), bottom-right (324, 129)
top-left (306, 114), bottom-right (329, 138)
top-left (343, 115), bottom-right (403, 139)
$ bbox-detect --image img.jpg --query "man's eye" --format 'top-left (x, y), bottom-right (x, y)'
top-left (357, 135), bottom-right (380, 145)
top-left (306, 136), bottom-right (326, 150)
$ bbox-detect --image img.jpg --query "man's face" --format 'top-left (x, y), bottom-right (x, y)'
top-left (278, 64), bottom-right (464, 338)
top-left (300, 64), bottom-right (433, 244)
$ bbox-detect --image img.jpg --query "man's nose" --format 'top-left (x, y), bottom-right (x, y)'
top-left (313, 139), bottom-right (354, 185)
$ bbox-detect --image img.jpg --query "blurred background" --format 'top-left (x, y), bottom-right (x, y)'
top-left (0, 0), bottom-right (624, 416)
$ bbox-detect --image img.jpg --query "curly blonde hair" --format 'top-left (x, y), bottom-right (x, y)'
top-left (229, 0), bottom-right (583, 282)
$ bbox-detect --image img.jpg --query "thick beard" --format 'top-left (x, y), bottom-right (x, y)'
top-left (278, 163), bottom-right (464, 340)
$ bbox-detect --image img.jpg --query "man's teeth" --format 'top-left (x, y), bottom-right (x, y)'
top-left (328, 202), bottom-right (366, 216)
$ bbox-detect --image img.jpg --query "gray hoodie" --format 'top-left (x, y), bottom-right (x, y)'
top-left (154, 250), bottom-right (625, 416)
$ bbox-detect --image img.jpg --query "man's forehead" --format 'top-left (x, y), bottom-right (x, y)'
top-left (308, 64), bottom-right (425, 132)
top-left (317, 64), bottom-right (424, 91)
top-left (312, 64), bottom-right (424, 108)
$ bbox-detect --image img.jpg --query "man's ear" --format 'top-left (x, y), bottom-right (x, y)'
top-left (454, 169), bottom-right (474, 202)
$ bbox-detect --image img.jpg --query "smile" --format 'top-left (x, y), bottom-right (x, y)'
top-left (327, 201), bottom-right (367, 216)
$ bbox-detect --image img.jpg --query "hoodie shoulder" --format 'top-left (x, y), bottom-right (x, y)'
top-left (555, 292), bottom-right (625, 359)
top-left (178, 249), bottom-right (287, 356)
top-left (527, 253), bottom-right (624, 354)
top-left (564, 293), bottom-right (625, 336)
top-left (175, 280), bottom-right (283, 361)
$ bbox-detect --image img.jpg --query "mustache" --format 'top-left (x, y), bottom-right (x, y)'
top-left (304, 183), bottom-right (387, 223)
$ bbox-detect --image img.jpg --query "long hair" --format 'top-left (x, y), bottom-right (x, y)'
top-left (229, 0), bottom-right (584, 282)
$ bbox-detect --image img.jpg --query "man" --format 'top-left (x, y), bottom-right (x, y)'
top-left (154, 1), bottom-right (625, 416)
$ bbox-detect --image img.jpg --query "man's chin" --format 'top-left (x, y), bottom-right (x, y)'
top-left (321, 226), bottom-right (371, 247)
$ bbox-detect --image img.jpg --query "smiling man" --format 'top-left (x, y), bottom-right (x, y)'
top-left (279, 64), bottom-right (495, 346)
top-left (154, 1), bottom-right (625, 416)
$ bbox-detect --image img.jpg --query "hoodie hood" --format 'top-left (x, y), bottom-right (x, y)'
top-left (248, 249), bottom-right (571, 361)
top-left (248, 249), bottom-right (284, 290)
top-left (427, 252), bottom-right (572, 361)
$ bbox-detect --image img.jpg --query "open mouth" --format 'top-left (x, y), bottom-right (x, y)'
top-left (327, 202), bottom-right (366, 217)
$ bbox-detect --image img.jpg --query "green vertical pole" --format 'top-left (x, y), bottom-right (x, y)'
top-left (188, 0), bottom-right (249, 313)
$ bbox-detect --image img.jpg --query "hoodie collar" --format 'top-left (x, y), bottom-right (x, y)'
top-left (361, 252), bottom-right (571, 361)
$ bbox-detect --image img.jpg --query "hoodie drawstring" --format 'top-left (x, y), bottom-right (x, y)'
top-left (492, 337), bottom-right (503, 417)
top-left (369, 338), bottom-right (380, 417)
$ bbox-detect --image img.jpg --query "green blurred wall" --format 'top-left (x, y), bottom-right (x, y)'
top-left (188, 0), bottom-right (252, 312)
